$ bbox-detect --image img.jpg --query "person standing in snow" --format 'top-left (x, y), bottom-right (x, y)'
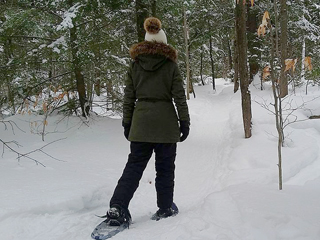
top-left (105, 17), bottom-right (190, 226)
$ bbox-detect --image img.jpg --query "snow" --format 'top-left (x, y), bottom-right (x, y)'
top-left (47, 36), bottom-right (67, 49)
top-left (1, 79), bottom-right (320, 239)
top-left (52, 47), bottom-right (60, 54)
top-left (56, 4), bottom-right (82, 31)
top-left (109, 55), bottom-right (129, 67)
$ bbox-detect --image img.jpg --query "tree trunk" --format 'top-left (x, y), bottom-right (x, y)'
top-left (68, 0), bottom-right (89, 117)
top-left (233, 22), bottom-right (239, 92)
top-left (235, 1), bottom-right (252, 138)
top-left (301, 37), bottom-right (306, 83)
top-left (227, 37), bottom-right (233, 71)
top-left (273, 0), bottom-right (280, 57)
top-left (200, 46), bottom-right (205, 85)
top-left (136, 0), bottom-right (149, 42)
top-left (279, 0), bottom-right (288, 97)
top-left (188, 42), bottom-right (195, 98)
top-left (184, 7), bottom-right (190, 100)
top-left (209, 35), bottom-right (215, 91)
top-left (4, 38), bottom-right (16, 113)
top-left (246, 3), bottom-right (259, 83)
top-left (151, 0), bottom-right (157, 17)
top-left (300, 0), bottom-right (306, 83)
top-left (268, 16), bottom-right (284, 190)
top-left (93, 13), bottom-right (102, 97)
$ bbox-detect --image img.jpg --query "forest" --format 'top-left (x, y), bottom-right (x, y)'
top-left (1, 0), bottom-right (319, 121)
top-left (1, 1), bottom-right (320, 239)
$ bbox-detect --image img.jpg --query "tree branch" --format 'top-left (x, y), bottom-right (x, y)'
top-left (0, 35), bottom-right (56, 42)
top-left (3, 2), bottom-right (63, 21)
top-left (0, 120), bottom-right (26, 134)
top-left (0, 138), bottom-right (67, 167)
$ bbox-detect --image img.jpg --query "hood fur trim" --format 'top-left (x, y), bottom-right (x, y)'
top-left (129, 41), bottom-right (177, 63)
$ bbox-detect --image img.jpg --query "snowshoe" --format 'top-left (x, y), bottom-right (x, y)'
top-left (91, 205), bottom-right (132, 240)
top-left (151, 202), bottom-right (179, 221)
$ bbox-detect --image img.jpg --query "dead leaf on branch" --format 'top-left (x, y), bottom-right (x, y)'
top-left (263, 66), bottom-right (271, 80)
top-left (304, 56), bottom-right (312, 71)
top-left (258, 11), bottom-right (270, 37)
top-left (285, 58), bottom-right (298, 72)
top-left (262, 11), bottom-right (270, 23)
top-left (43, 102), bottom-right (48, 113)
top-left (34, 97), bottom-right (39, 108)
top-left (258, 24), bottom-right (266, 37)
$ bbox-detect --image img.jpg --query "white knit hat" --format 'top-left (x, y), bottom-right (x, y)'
top-left (144, 17), bottom-right (167, 44)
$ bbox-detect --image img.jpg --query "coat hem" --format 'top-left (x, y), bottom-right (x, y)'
top-left (128, 137), bottom-right (180, 144)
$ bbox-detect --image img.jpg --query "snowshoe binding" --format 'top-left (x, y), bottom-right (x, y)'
top-left (106, 205), bottom-right (131, 226)
top-left (151, 202), bottom-right (179, 221)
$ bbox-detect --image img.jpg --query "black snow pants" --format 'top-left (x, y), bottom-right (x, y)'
top-left (110, 142), bottom-right (176, 210)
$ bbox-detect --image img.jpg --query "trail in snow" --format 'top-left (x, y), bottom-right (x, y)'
top-left (176, 82), bottom-right (241, 202)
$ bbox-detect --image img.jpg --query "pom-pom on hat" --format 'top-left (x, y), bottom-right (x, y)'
top-left (144, 17), bottom-right (167, 44)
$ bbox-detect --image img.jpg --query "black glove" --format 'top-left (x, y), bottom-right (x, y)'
top-left (122, 121), bottom-right (131, 140)
top-left (179, 120), bottom-right (190, 142)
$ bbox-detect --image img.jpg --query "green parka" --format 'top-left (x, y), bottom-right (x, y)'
top-left (123, 41), bottom-right (190, 143)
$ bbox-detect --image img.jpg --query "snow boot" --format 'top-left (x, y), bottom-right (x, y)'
top-left (151, 202), bottom-right (179, 221)
top-left (106, 204), bottom-right (132, 227)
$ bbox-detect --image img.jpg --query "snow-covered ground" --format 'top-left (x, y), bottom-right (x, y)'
top-left (1, 78), bottom-right (320, 240)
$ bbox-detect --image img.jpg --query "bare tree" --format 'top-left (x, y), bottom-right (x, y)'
top-left (258, 9), bottom-right (286, 190)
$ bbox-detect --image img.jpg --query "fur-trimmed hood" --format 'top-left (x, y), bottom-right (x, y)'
top-left (129, 41), bottom-right (178, 63)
